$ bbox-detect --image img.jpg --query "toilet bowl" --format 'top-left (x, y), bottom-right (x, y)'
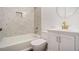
top-left (31, 39), bottom-right (47, 51)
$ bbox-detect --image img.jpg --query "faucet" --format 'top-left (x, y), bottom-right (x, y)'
top-left (62, 21), bottom-right (69, 30)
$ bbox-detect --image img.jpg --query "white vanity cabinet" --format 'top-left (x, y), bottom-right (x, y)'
top-left (47, 31), bottom-right (59, 51)
top-left (60, 34), bottom-right (75, 51)
top-left (47, 30), bottom-right (77, 51)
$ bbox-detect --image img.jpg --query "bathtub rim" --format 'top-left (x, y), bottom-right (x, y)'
top-left (0, 38), bottom-right (36, 48)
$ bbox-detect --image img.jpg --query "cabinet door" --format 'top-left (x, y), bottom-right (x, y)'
top-left (47, 32), bottom-right (59, 51)
top-left (76, 36), bottom-right (79, 51)
top-left (60, 35), bottom-right (75, 51)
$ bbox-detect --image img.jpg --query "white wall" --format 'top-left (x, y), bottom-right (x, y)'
top-left (1, 7), bottom-right (79, 38)
top-left (41, 7), bottom-right (79, 31)
top-left (0, 7), bottom-right (34, 37)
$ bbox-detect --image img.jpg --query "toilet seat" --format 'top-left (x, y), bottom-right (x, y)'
top-left (31, 39), bottom-right (46, 46)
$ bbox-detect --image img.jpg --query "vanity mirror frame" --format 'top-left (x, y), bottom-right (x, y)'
top-left (56, 7), bottom-right (78, 19)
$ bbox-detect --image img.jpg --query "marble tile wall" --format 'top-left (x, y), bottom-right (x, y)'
top-left (0, 7), bottom-right (34, 37)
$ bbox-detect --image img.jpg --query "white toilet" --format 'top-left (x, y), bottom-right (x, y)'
top-left (31, 39), bottom-right (47, 51)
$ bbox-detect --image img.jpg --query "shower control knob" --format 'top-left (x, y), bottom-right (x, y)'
top-left (0, 28), bottom-right (2, 31)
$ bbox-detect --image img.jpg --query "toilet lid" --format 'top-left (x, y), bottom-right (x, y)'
top-left (31, 39), bottom-right (46, 45)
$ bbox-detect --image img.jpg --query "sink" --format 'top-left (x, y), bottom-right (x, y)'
top-left (48, 27), bottom-right (79, 34)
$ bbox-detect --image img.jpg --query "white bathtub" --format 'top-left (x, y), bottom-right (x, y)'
top-left (0, 33), bottom-right (40, 51)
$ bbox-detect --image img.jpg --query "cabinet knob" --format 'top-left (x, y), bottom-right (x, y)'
top-left (56, 36), bottom-right (61, 43)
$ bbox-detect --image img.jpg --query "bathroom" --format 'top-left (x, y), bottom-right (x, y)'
top-left (0, 7), bottom-right (79, 51)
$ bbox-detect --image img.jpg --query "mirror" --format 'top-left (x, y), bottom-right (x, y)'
top-left (56, 7), bottom-right (78, 19)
